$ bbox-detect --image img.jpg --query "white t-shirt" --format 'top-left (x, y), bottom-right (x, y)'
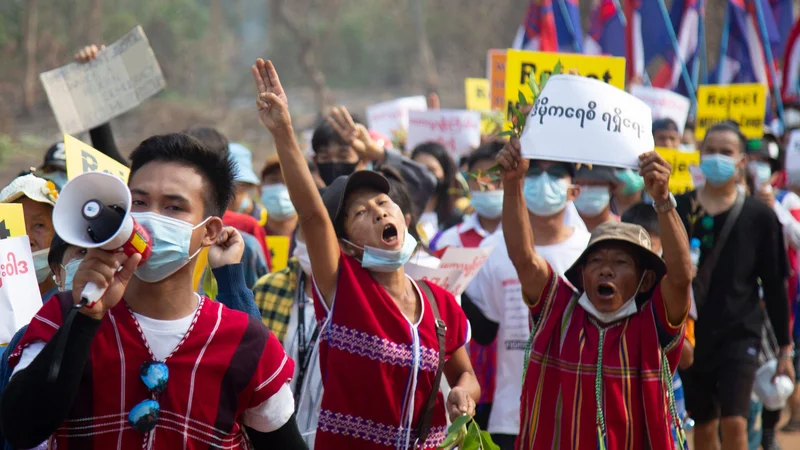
top-left (433, 213), bottom-right (497, 251)
top-left (464, 226), bottom-right (590, 435)
top-left (13, 305), bottom-right (295, 434)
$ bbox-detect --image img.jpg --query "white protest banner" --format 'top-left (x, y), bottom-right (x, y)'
top-left (406, 109), bottom-right (481, 159)
top-left (40, 25), bottom-right (166, 136)
top-left (630, 85), bottom-right (691, 134)
top-left (520, 75), bottom-right (654, 169)
top-left (785, 130), bottom-right (800, 184)
top-left (403, 264), bottom-right (464, 296)
top-left (365, 96), bottom-right (427, 142)
top-left (0, 236), bottom-right (43, 346)
top-left (438, 246), bottom-right (494, 296)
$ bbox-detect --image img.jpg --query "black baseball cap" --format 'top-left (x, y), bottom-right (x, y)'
top-left (41, 142), bottom-right (66, 171)
top-left (322, 170), bottom-right (391, 238)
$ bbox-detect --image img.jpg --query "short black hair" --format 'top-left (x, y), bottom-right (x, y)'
top-left (183, 125), bottom-right (230, 154)
top-left (684, 119), bottom-right (695, 132)
top-left (621, 203), bottom-right (660, 236)
top-left (467, 141), bottom-right (504, 172)
top-left (312, 114), bottom-right (363, 155)
top-left (48, 233), bottom-right (70, 269)
top-left (129, 133), bottom-right (236, 217)
top-left (652, 118), bottom-right (680, 133)
top-left (702, 121), bottom-right (747, 154)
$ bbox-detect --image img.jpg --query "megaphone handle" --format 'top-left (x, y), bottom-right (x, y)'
top-left (80, 282), bottom-right (105, 307)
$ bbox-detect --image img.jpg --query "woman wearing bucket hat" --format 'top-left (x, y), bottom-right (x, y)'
top-left (496, 137), bottom-right (692, 450)
top-left (252, 58), bottom-right (479, 450)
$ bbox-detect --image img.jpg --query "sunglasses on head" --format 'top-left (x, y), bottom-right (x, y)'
top-left (527, 164), bottom-right (571, 179)
top-left (128, 361), bottom-right (169, 433)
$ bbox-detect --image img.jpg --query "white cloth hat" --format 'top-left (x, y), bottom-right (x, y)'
top-left (228, 142), bottom-right (260, 185)
top-left (753, 360), bottom-right (795, 411)
top-left (0, 174), bottom-right (58, 206)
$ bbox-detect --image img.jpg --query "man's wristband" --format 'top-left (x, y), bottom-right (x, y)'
top-left (652, 193), bottom-right (677, 213)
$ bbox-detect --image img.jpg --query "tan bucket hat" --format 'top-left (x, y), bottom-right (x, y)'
top-left (565, 221), bottom-right (667, 293)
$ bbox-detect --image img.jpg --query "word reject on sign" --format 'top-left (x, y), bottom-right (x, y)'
top-left (695, 83), bottom-right (767, 141)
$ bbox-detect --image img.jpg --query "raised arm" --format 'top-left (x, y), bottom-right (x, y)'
top-left (638, 151), bottom-right (691, 326)
top-left (496, 138), bottom-right (551, 306)
top-left (252, 59), bottom-right (339, 305)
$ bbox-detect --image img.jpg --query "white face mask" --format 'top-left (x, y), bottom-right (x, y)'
top-left (32, 249), bottom-right (50, 284)
top-left (293, 239), bottom-right (312, 276)
top-left (578, 272), bottom-right (645, 323)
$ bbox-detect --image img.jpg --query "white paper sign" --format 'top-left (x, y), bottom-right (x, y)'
top-left (404, 264), bottom-right (464, 294)
top-left (366, 96), bottom-right (427, 140)
top-left (785, 130), bottom-right (800, 186)
top-left (406, 110), bottom-right (481, 158)
top-left (630, 85), bottom-right (691, 134)
top-left (40, 25), bottom-right (166, 136)
top-left (0, 236), bottom-right (43, 346)
top-left (438, 246), bottom-right (494, 296)
top-left (520, 75), bottom-right (655, 169)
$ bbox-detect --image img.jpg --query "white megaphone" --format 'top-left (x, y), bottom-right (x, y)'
top-left (53, 172), bottom-right (152, 307)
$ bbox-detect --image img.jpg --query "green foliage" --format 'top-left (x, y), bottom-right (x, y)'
top-left (439, 415), bottom-right (499, 450)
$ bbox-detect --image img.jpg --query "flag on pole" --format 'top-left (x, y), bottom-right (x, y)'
top-left (553, 0), bottom-right (584, 52)
top-left (782, 18), bottom-right (800, 102)
top-left (649, 0), bottom-right (703, 94)
top-left (512, 0), bottom-right (558, 52)
top-left (770, 0), bottom-right (795, 56)
top-left (584, 0), bottom-right (626, 57)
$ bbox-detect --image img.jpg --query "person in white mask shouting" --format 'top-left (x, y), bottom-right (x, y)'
top-left (1, 133), bottom-right (306, 450)
top-left (253, 58), bottom-right (478, 450)
top-left (463, 157), bottom-right (590, 449)
top-left (0, 174), bottom-right (59, 302)
top-left (572, 165), bottom-right (619, 232)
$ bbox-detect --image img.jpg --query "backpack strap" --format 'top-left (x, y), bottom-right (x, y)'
top-left (414, 280), bottom-right (446, 449)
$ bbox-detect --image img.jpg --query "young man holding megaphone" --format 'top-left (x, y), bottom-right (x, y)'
top-left (0, 133), bottom-right (306, 449)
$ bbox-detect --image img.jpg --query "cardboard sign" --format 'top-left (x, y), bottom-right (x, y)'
top-left (695, 83), bottom-right (767, 141)
top-left (438, 246), bottom-right (494, 296)
top-left (487, 50), bottom-right (507, 112)
top-left (655, 147), bottom-right (701, 194)
top-left (64, 134), bottom-right (130, 182)
top-left (365, 96), bottom-right (427, 142)
top-left (40, 26), bottom-right (166, 135)
top-left (504, 50), bottom-right (626, 127)
top-left (0, 236), bottom-right (43, 346)
top-left (520, 75), bottom-right (654, 169)
top-left (0, 204), bottom-right (27, 240)
top-left (630, 86), bottom-right (691, 134)
top-left (267, 236), bottom-right (290, 272)
top-left (465, 78), bottom-right (491, 111)
top-left (406, 110), bottom-right (481, 159)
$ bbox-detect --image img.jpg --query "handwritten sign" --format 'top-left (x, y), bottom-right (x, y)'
top-left (465, 78), bottom-right (491, 111)
top-left (695, 83), bottom-right (767, 141)
top-left (655, 147), bottom-right (700, 194)
top-left (0, 205), bottom-right (27, 240)
top-left (406, 110), bottom-right (481, 159)
top-left (487, 49), bottom-right (507, 111)
top-left (64, 134), bottom-right (130, 182)
top-left (267, 236), bottom-right (290, 272)
top-left (504, 50), bottom-right (626, 128)
top-left (0, 236), bottom-right (43, 346)
top-left (438, 246), bottom-right (494, 296)
top-left (39, 26), bottom-right (166, 136)
top-left (365, 96), bottom-right (427, 141)
top-left (631, 86), bottom-right (691, 134)
top-left (520, 75), bottom-right (654, 169)
top-left (404, 264), bottom-right (464, 295)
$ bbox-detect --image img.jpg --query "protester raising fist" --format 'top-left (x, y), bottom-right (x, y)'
top-left (637, 151), bottom-right (672, 205)
top-left (495, 136), bottom-right (529, 182)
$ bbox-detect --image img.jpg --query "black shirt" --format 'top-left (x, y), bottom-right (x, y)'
top-left (676, 191), bottom-right (790, 364)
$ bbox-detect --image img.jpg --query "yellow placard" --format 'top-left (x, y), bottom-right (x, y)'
top-left (695, 83), bottom-right (767, 141)
top-left (465, 78), bottom-right (491, 112)
top-left (64, 134), bottom-right (130, 182)
top-left (192, 247), bottom-right (210, 292)
top-left (655, 147), bottom-right (701, 194)
top-left (503, 50), bottom-right (626, 128)
top-left (0, 204), bottom-right (27, 240)
top-left (267, 236), bottom-right (290, 272)
top-left (487, 49), bottom-right (507, 112)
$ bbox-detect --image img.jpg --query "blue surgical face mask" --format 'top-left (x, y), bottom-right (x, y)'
top-left (748, 161), bottom-right (772, 187)
top-left (616, 169), bottom-right (645, 196)
top-left (470, 190), bottom-right (504, 219)
top-left (131, 212), bottom-right (209, 283)
top-left (237, 195), bottom-right (252, 213)
top-left (523, 173), bottom-right (569, 216)
top-left (32, 249), bottom-right (50, 284)
top-left (261, 184), bottom-right (297, 220)
top-left (574, 186), bottom-right (610, 217)
top-left (700, 154), bottom-right (739, 186)
top-left (60, 258), bottom-right (82, 292)
top-left (343, 228), bottom-right (418, 273)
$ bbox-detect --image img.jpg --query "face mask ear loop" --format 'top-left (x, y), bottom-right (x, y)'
top-left (189, 216), bottom-right (214, 261)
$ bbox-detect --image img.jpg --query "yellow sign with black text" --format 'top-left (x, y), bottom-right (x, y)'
top-left (64, 134), bottom-right (130, 182)
top-left (503, 50), bottom-right (626, 128)
top-left (695, 84), bottom-right (767, 141)
top-left (0, 204), bottom-right (27, 240)
top-left (465, 78), bottom-right (491, 112)
top-left (655, 147), bottom-right (700, 194)
top-left (267, 236), bottom-right (290, 272)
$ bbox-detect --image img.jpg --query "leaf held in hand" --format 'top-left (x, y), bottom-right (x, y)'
top-left (479, 431), bottom-right (501, 450)
top-left (496, 130), bottom-right (515, 138)
top-left (448, 414), bottom-right (472, 435)
top-left (518, 91), bottom-right (528, 107)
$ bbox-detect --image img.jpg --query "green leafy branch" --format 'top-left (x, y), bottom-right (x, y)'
top-left (467, 61), bottom-right (564, 191)
top-left (438, 414), bottom-right (499, 450)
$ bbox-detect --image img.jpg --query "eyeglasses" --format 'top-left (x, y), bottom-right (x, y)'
top-left (128, 361), bottom-right (169, 433)
top-left (526, 164), bottom-right (571, 179)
